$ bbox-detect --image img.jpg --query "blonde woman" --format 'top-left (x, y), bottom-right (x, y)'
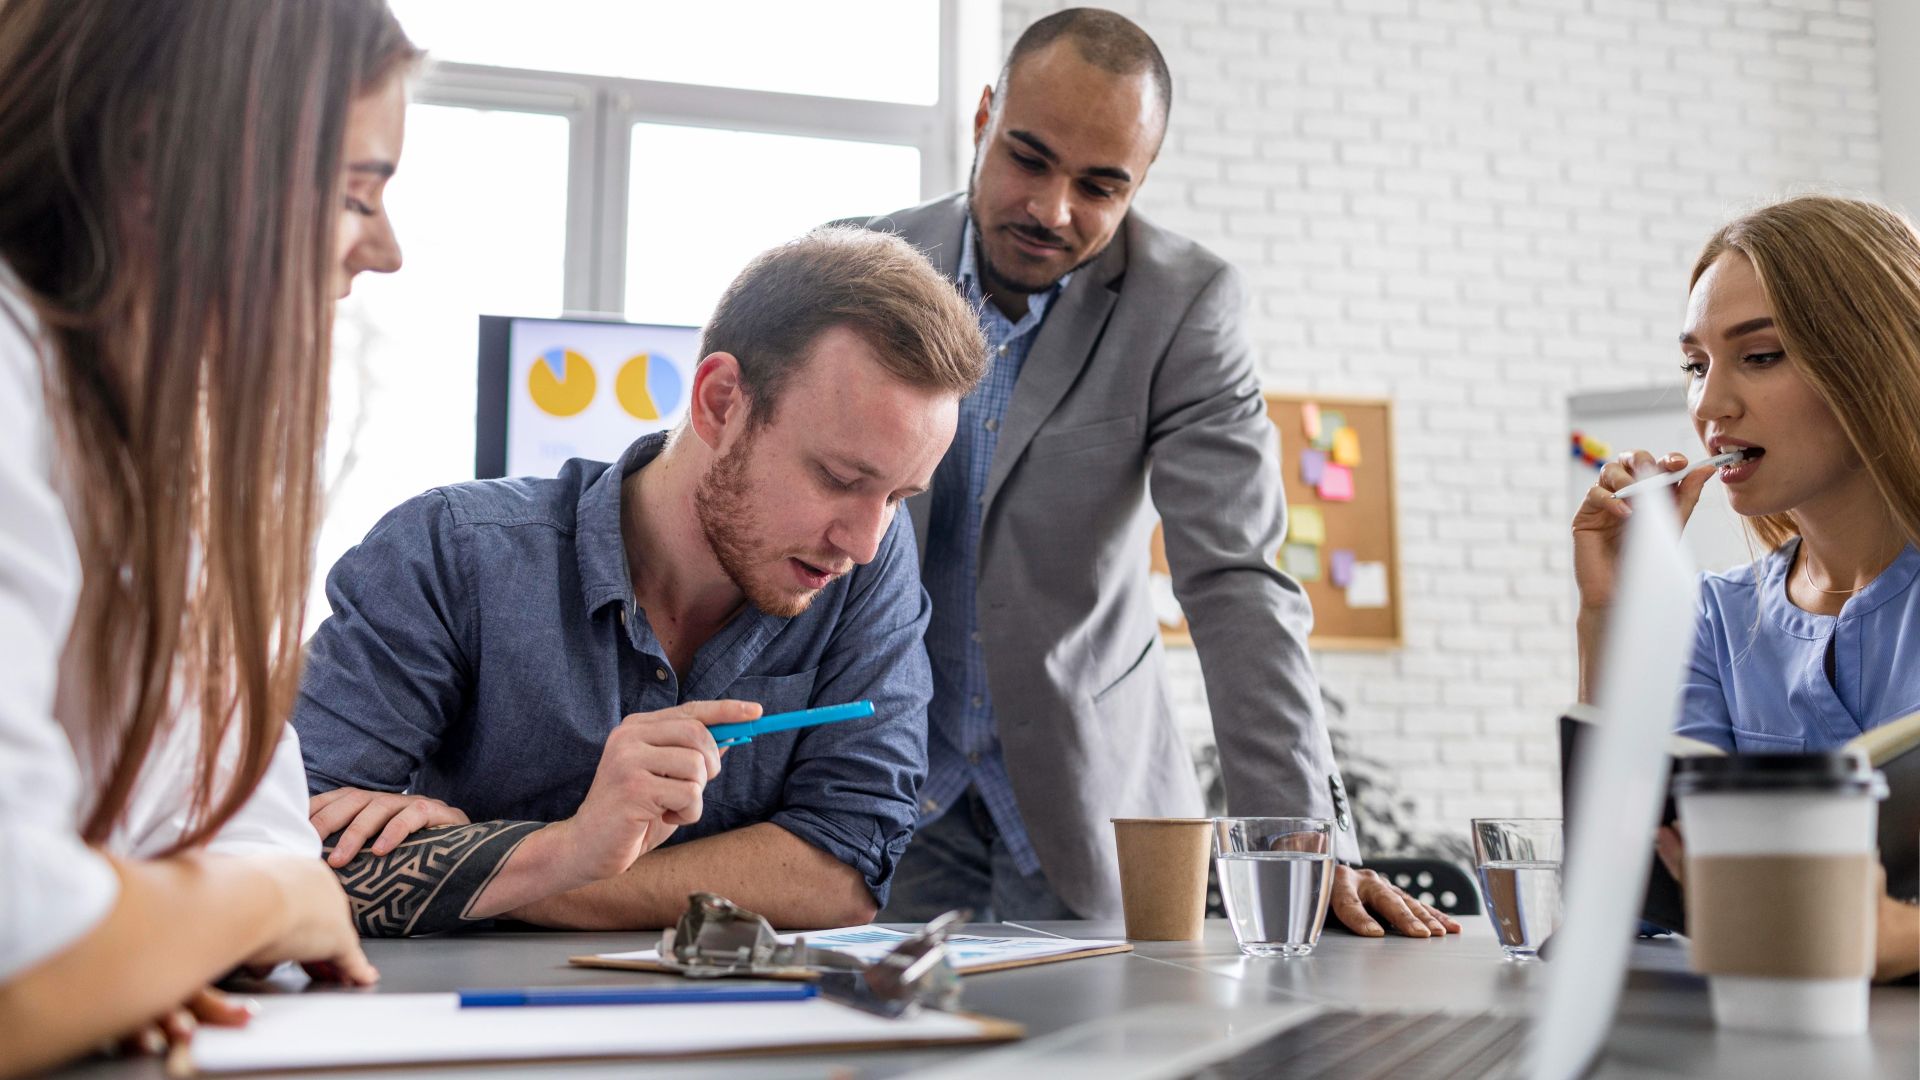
top-left (1571, 194), bottom-right (1920, 982)
top-left (0, 1), bottom-right (418, 1073)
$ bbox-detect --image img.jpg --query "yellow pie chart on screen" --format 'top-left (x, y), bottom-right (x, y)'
top-left (528, 347), bottom-right (595, 417)
top-left (616, 352), bottom-right (684, 421)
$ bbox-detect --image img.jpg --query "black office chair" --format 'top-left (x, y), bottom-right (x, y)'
top-left (1361, 857), bottom-right (1481, 916)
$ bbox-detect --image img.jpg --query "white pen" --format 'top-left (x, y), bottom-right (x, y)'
top-left (1607, 449), bottom-right (1754, 500)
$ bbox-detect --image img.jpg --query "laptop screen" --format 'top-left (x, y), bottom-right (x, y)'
top-left (1528, 493), bottom-right (1699, 1080)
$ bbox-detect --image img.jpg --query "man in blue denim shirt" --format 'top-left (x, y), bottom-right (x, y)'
top-left (293, 229), bottom-right (987, 936)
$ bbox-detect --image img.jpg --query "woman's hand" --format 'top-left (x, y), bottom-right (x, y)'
top-left (1658, 825), bottom-right (1918, 984)
top-left (1872, 884), bottom-right (1919, 983)
top-left (1572, 450), bottom-right (1714, 699)
top-left (244, 857), bottom-right (378, 985)
top-left (1572, 450), bottom-right (1714, 613)
top-left (113, 986), bottom-right (252, 1060)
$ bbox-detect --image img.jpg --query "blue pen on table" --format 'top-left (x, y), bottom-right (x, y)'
top-left (707, 700), bottom-right (876, 747)
top-left (459, 983), bottom-right (818, 1008)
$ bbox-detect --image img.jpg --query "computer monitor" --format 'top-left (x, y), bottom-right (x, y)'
top-left (475, 314), bottom-right (701, 479)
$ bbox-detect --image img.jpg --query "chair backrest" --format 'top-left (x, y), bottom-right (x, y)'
top-left (1362, 857), bottom-right (1481, 916)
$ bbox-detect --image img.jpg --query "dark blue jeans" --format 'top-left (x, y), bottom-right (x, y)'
top-left (879, 787), bottom-right (1081, 922)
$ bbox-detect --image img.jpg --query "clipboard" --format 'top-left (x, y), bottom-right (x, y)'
top-left (570, 925), bottom-right (1133, 978)
top-left (184, 992), bottom-right (1025, 1075)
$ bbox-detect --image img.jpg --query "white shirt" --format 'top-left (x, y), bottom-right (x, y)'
top-left (0, 268), bottom-right (318, 981)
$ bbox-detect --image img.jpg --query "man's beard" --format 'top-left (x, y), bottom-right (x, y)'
top-left (694, 426), bottom-right (815, 619)
top-left (965, 171), bottom-right (1103, 297)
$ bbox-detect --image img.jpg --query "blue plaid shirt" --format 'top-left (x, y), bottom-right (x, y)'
top-left (918, 221), bottom-right (1071, 877)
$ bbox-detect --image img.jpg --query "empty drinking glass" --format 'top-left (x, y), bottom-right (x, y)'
top-left (1212, 817), bottom-right (1336, 958)
top-left (1471, 818), bottom-right (1564, 960)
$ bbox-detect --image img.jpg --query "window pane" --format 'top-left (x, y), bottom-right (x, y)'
top-left (389, 1), bottom-right (940, 105)
top-left (624, 125), bottom-right (922, 326)
top-left (314, 105), bottom-right (569, 633)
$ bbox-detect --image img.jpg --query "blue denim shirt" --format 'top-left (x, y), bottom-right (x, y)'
top-left (1683, 537), bottom-right (1920, 753)
top-left (917, 220), bottom-right (1070, 878)
top-left (294, 433), bottom-right (932, 902)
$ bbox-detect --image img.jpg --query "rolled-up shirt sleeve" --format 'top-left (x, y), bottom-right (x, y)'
top-left (769, 512), bottom-right (931, 905)
top-left (294, 491), bottom-right (473, 795)
top-left (0, 293), bottom-right (118, 981)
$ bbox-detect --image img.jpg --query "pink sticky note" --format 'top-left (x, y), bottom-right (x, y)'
top-left (1300, 448), bottom-right (1327, 486)
top-left (1302, 402), bottom-right (1322, 442)
top-left (1318, 463), bottom-right (1354, 502)
top-left (1330, 549), bottom-right (1356, 588)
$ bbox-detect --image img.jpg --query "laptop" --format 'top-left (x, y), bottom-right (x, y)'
top-left (915, 494), bottom-right (1700, 1080)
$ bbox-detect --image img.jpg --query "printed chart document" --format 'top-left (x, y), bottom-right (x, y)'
top-left (187, 993), bottom-right (1018, 1074)
top-left (577, 925), bottom-right (1132, 976)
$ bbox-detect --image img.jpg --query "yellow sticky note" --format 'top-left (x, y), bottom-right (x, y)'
top-left (1331, 426), bottom-right (1361, 467)
top-left (1288, 506), bottom-right (1326, 546)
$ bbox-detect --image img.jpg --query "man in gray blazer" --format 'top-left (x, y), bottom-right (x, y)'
top-left (849, 9), bottom-right (1458, 937)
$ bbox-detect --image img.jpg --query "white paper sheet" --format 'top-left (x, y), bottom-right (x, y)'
top-left (594, 925), bottom-right (1128, 971)
top-left (189, 993), bottom-right (991, 1073)
top-left (1346, 561), bottom-right (1389, 608)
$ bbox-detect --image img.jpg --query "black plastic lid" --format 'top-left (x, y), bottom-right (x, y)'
top-left (1671, 750), bottom-right (1887, 798)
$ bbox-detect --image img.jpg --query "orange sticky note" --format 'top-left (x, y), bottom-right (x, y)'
top-left (1318, 463), bottom-right (1354, 502)
top-left (1331, 426), bottom-right (1361, 467)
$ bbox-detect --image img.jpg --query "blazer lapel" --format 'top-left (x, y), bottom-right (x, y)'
top-left (980, 225), bottom-right (1127, 510)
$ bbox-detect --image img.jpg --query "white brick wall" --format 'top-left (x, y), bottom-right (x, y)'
top-left (1000, 0), bottom-right (1880, 849)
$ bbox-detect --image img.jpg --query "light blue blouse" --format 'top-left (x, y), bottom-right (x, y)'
top-left (1681, 537), bottom-right (1920, 752)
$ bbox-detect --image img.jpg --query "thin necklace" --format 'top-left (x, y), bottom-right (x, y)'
top-left (1799, 542), bottom-right (1898, 596)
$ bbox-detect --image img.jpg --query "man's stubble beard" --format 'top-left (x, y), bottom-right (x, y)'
top-left (694, 425), bottom-right (814, 620)
top-left (965, 165), bottom-right (1107, 299)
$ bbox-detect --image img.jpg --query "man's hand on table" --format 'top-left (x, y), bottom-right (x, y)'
top-left (1328, 864), bottom-right (1463, 938)
top-left (309, 788), bottom-right (471, 867)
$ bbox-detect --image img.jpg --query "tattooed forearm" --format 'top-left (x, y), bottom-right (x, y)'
top-left (326, 821), bottom-right (545, 937)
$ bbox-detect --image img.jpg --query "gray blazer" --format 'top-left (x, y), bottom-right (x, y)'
top-left (849, 194), bottom-right (1350, 918)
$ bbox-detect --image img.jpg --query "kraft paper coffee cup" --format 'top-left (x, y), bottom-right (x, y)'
top-left (1111, 818), bottom-right (1213, 941)
top-left (1673, 752), bottom-right (1888, 1037)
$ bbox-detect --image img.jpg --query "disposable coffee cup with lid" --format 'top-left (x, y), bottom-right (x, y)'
top-left (1672, 750), bottom-right (1888, 1037)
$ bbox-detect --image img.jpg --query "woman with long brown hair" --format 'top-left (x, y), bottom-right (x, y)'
top-left (1572, 193), bottom-right (1920, 982)
top-left (0, 0), bottom-right (420, 1072)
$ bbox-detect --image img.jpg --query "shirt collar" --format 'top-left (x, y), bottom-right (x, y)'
top-left (575, 431), bottom-right (670, 617)
top-left (1763, 536), bottom-right (1920, 636)
top-left (959, 214), bottom-right (1074, 331)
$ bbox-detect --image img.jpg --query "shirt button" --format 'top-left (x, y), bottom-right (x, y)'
top-left (655, 667), bottom-right (668, 682)
top-left (984, 418), bottom-right (998, 432)
top-left (970, 695), bottom-right (984, 708)
top-left (970, 631), bottom-right (982, 644)
top-left (922, 798), bottom-right (940, 813)
top-left (967, 752), bottom-right (981, 765)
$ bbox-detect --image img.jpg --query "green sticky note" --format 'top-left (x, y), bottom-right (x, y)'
top-left (1280, 542), bottom-right (1321, 582)
top-left (1288, 506), bottom-right (1327, 546)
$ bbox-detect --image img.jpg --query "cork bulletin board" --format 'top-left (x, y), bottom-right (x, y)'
top-left (1151, 392), bottom-right (1402, 651)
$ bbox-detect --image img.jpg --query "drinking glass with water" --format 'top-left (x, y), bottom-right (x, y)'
top-left (1471, 818), bottom-right (1564, 960)
top-left (1212, 817), bottom-right (1336, 957)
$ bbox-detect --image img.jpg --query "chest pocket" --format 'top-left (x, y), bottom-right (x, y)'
top-left (1729, 726), bottom-right (1807, 753)
top-left (1028, 415), bottom-right (1138, 460)
top-left (723, 669), bottom-right (819, 716)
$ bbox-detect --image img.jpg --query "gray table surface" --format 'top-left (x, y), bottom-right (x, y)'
top-left (50, 917), bottom-right (1918, 1079)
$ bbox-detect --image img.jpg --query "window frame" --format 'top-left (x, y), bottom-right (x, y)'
top-left (409, 0), bottom-right (998, 317)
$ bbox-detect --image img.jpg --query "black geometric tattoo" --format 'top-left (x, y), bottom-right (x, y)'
top-left (326, 821), bottom-right (544, 937)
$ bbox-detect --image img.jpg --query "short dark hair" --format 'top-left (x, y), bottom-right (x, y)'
top-left (1001, 7), bottom-right (1172, 124)
top-left (699, 227), bottom-right (988, 426)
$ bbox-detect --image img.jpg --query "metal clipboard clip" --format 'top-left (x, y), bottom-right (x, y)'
top-left (654, 892), bottom-right (968, 1018)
